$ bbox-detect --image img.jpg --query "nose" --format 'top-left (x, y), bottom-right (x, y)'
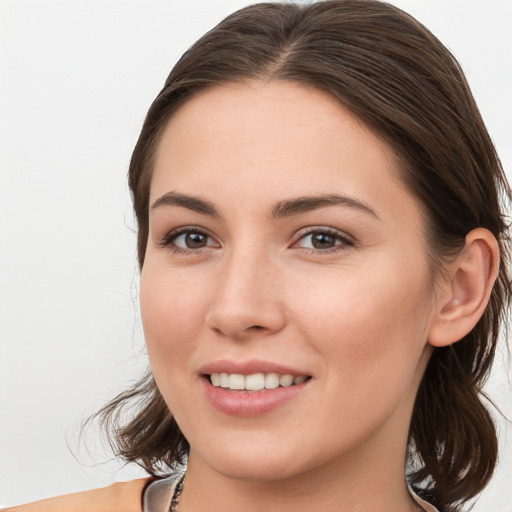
top-left (205, 249), bottom-right (286, 341)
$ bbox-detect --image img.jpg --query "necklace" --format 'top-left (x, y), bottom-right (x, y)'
top-left (170, 474), bottom-right (185, 512)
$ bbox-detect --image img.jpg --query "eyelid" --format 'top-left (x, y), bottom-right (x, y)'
top-left (158, 225), bottom-right (353, 253)
top-left (159, 225), bottom-right (220, 251)
top-left (291, 226), bottom-right (355, 251)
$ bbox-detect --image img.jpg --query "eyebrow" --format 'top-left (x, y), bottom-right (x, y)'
top-left (151, 191), bottom-right (379, 219)
top-left (271, 194), bottom-right (379, 219)
top-left (151, 191), bottom-right (220, 217)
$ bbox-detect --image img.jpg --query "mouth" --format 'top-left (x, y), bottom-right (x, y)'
top-left (207, 372), bottom-right (311, 392)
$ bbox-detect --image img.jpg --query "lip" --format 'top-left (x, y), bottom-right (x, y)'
top-left (199, 359), bottom-right (312, 417)
top-left (199, 359), bottom-right (308, 376)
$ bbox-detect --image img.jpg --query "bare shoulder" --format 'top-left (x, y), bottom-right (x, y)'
top-left (1, 478), bottom-right (152, 512)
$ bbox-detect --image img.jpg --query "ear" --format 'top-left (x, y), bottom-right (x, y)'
top-left (428, 228), bottom-right (500, 348)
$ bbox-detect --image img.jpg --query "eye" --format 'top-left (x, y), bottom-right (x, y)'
top-left (162, 228), bottom-right (219, 252)
top-left (294, 228), bottom-right (353, 251)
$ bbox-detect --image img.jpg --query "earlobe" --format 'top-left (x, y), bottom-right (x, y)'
top-left (428, 228), bottom-right (500, 348)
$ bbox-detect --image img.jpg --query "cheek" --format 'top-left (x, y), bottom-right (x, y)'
top-left (140, 266), bottom-right (208, 371)
top-left (139, 265), bottom-right (215, 421)
top-left (293, 258), bottom-right (433, 383)
top-left (296, 268), bottom-right (433, 442)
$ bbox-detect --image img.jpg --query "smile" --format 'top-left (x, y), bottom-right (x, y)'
top-left (209, 372), bottom-right (309, 391)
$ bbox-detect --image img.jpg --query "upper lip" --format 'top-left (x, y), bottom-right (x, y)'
top-left (199, 359), bottom-right (310, 376)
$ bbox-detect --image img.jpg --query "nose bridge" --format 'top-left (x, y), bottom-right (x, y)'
top-left (206, 241), bottom-right (284, 338)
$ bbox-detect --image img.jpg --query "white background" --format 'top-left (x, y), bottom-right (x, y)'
top-left (0, 0), bottom-right (511, 509)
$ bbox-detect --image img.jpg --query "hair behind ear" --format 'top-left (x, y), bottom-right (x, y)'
top-left (409, 345), bottom-right (498, 509)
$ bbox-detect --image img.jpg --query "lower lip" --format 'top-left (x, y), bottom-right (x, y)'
top-left (202, 377), bottom-right (310, 417)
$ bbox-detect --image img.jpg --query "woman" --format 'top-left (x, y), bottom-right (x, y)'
top-left (5, 1), bottom-right (510, 511)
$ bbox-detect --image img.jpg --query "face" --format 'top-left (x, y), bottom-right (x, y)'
top-left (141, 81), bottom-right (437, 482)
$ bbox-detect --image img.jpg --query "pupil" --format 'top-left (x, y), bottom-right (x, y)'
top-left (312, 233), bottom-right (334, 249)
top-left (186, 232), bottom-right (206, 248)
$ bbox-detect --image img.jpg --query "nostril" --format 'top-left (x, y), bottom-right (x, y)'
top-left (205, 300), bottom-right (286, 339)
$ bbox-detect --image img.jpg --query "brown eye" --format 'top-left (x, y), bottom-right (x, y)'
top-left (311, 232), bottom-right (337, 249)
top-left (184, 232), bottom-right (208, 248)
top-left (295, 228), bottom-right (353, 252)
top-left (167, 229), bottom-right (218, 251)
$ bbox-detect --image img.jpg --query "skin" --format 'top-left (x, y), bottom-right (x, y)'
top-left (140, 81), bottom-right (453, 512)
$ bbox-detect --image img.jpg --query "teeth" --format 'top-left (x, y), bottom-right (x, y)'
top-left (228, 374), bottom-right (245, 390)
top-left (220, 373), bottom-right (229, 388)
top-left (246, 373), bottom-right (265, 391)
top-left (209, 372), bottom-right (309, 391)
top-left (279, 374), bottom-right (294, 387)
top-left (265, 373), bottom-right (280, 389)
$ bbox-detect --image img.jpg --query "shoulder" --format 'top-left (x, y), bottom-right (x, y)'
top-left (1, 478), bottom-right (153, 512)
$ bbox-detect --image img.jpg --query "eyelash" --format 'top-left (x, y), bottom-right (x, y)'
top-left (159, 226), bottom-right (217, 254)
top-left (292, 227), bottom-right (354, 253)
top-left (159, 226), bottom-right (354, 255)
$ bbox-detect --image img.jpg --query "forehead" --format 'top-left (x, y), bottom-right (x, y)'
top-left (150, 80), bottom-right (419, 223)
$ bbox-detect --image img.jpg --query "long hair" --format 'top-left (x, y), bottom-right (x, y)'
top-left (95, 2), bottom-right (511, 509)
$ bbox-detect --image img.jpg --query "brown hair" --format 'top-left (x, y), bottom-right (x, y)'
top-left (96, 1), bottom-right (511, 509)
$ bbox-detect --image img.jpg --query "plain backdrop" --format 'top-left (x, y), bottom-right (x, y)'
top-left (0, 0), bottom-right (511, 509)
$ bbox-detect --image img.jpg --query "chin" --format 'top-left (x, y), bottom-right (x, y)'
top-left (192, 442), bottom-right (312, 482)
top-left (214, 459), bottom-right (304, 483)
